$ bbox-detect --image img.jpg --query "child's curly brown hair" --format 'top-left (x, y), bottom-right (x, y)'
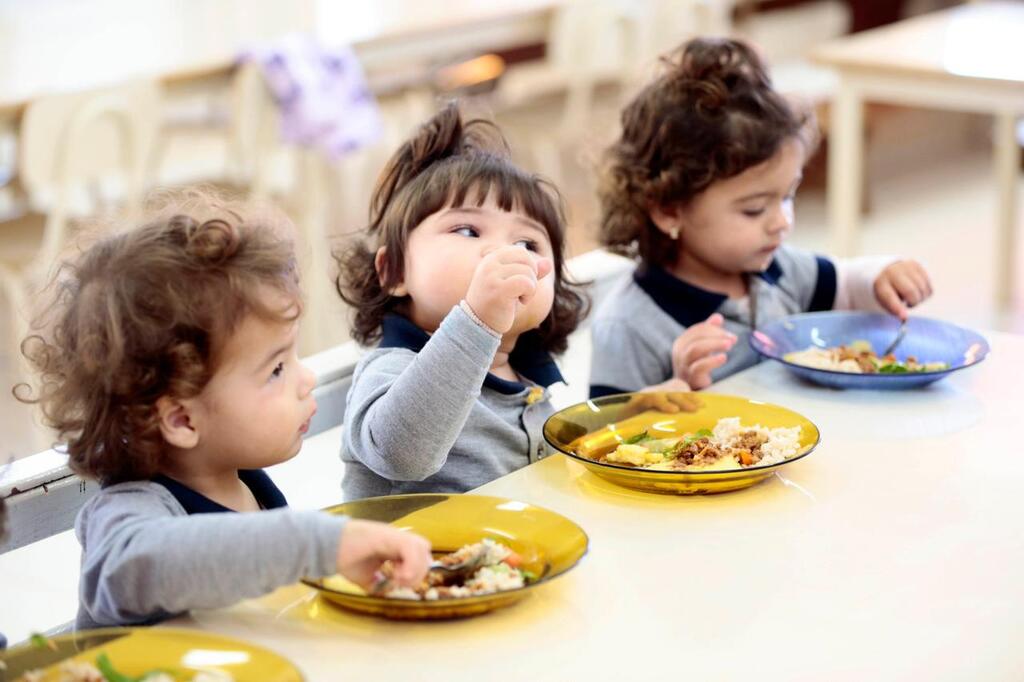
top-left (15, 188), bottom-right (302, 485)
top-left (334, 101), bottom-right (588, 354)
top-left (599, 37), bottom-right (817, 267)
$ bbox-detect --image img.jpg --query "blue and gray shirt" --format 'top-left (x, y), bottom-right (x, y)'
top-left (589, 245), bottom-right (838, 396)
top-left (75, 470), bottom-right (347, 629)
top-left (341, 304), bottom-right (562, 500)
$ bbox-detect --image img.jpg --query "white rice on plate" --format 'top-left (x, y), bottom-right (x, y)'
top-left (602, 416), bottom-right (802, 471)
top-left (711, 416), bottom-right (801, 467)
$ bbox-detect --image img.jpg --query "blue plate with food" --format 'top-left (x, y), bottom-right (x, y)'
top-left (749, 311), bottom-right (989, 389)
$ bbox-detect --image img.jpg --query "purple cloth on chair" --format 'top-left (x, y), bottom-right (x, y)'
top-left (245, 35), bottom-right (382, 160)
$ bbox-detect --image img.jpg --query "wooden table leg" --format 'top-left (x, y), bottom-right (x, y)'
top-left (827, 80), bottom-right (864, 258)
top-left (993, 111), bottom-right (1020, 309)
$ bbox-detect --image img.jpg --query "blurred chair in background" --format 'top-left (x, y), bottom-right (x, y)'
top-left (734, 0), bottom-right (849, 102)
top-left (0, 80), bottom-right (161, 448)
top-left (225, 61), bottom-right (282, 200)
top-left (490, 0), bottom-right (739, 189)
top-left (732, 0), bottom-right (872, 210)
top-left (493, 0), bottom-right (646, 185)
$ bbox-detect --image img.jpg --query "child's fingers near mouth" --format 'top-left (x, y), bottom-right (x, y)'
top-left (534, 256), bottom-right (553, 279)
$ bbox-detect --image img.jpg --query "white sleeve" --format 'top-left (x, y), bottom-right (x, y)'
top-left (833, 255), bottom-right (898, 312)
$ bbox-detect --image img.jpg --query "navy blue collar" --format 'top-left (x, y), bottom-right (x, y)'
top-left (633, 259), bottom-right (783, 328)
top-left (379, 313), bottom-right (563, 394)
top-left (153, 469), bottom-right (288, 514)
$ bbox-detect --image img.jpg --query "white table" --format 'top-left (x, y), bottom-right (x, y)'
top-left (812, 1), bottom-right (1024, 307)
top-left (165, 330), bottom-right (1024, 681)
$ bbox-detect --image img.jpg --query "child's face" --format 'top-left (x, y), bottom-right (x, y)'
top-left (395, 193), bottom-right (556, 336)
top-left (191, 299), bottom-right (317, 470)
top-left (673, 138), bottom-right (803, 275)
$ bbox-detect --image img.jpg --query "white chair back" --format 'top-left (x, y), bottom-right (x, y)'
top-left (17, 80), bottom-right (162, 274)
top-left (226, 61), bottom-right (280, 198)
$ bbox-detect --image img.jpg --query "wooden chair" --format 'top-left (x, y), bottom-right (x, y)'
top-left (493, 1), bottom-right (647, 185)
top-left (0, 81), bottom-right (162, 447)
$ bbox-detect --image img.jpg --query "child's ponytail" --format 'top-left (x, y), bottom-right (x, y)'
top-left (665, 38), bottom-right (772, 116)
top-left (370, 103), bottom-right (460, 230)
top-left (336, 102), bottom-right (586, 352)
top-left (369, 102), bottom-right (509, 232)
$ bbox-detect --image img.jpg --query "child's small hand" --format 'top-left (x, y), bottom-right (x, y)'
top-left (465, 246), bottom-right (553, 334)
top-left (335, 519), bottom-right (432, 590)
top-left (670, 313), bottom-right (737, 390)
top-left (873, 259), bottom-right (933, 320)
top-left (621, 379), bottom-right (699, 416)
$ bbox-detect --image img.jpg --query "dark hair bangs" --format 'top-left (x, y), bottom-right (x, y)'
top-left (395, 154), bottom-right (565, 251)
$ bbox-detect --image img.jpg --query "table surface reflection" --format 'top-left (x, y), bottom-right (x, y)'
top-left (169, 330), bottom-right (1024, 680)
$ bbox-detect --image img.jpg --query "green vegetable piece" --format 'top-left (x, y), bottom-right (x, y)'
top-left (623, 431), bottom-right (650, 445)
top-left (679, 428), bottom-right (712, 447)
top-left (521, 569), bottom-right (538, 582)
top-left (30, 633), bottom-right (57, 651)
top-left (96, 652), bottom-right (138, 682)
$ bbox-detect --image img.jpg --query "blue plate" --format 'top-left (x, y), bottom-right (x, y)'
top-left (749, 311), bottom-right (989, 389)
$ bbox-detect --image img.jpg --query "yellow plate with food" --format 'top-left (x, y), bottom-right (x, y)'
top-left (0, 628), bottom-right (302, 681)
top-left (302, 494), bottom-right (588, 620)
top-left (544, 392), bottom-right (820, 495)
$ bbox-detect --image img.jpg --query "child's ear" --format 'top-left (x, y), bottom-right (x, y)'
top-left (374, 246), bottom-right (408, 297)
top-left (650, 203), bottom-right (685, 240)
top-left (155, 396), bottom-right (200, 450)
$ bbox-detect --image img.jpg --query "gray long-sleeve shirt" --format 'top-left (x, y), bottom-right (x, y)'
top-left (589, 246), bottom-right (835, 396)
top-left (74, 476), bottom-right (347, 629)
top-left (341, 305), bottom-right (561, 499)
top-left (588, 246), bottom-right (896, 397)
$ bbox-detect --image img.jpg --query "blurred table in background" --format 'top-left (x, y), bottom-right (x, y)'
top-left (813, 1), bottom-right (1024, 307)
top-left (0, 0), bottom-right (564, 117)
top-left (0, 0), bottom-right (568, 360)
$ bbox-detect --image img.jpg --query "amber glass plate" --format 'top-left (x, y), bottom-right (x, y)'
top-left (544, 392), bottom-right (820, 495)
top-left (0, 627), bottom-right (302, 681)
top-left (302, 494), bottom-right (587, 620)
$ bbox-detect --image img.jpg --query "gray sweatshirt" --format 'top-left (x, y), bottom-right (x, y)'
top-left (341, 305), bottom-right (561, 499)
top-left (74, 471), bottom-right (346, 629)
top-left (589, 246), bottom-right (834, 396)
top-left (588, 246), bottom-right (893, 397)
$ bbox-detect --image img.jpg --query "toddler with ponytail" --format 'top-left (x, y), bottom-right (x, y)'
top-left (335, 103), bottom-right (587, 499)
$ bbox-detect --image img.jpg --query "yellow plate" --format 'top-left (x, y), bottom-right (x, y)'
top-left (0, 627), bottom-right (302, 681)
top-left (302, 494), bottom-right (588, 620)
top-left (544, 392), bottom-right (820, 495)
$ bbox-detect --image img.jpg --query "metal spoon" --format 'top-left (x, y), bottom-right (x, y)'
top-left (371, 550), bottom-right (487, 594)
top-left (428, 550), bottom-right (488, 583)
top-left (880, 320), bottom-right (908, 357)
